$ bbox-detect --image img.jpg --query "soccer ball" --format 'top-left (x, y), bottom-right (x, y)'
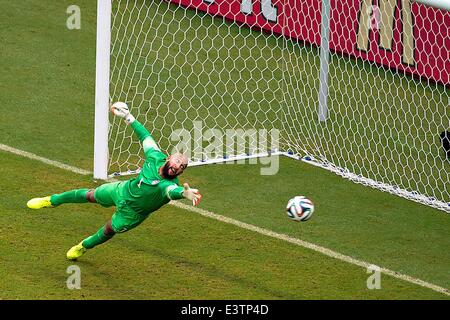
top-left (286, 196), bottom-right (314, 222)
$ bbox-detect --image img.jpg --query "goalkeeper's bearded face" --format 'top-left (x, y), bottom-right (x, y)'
top-left (162, 153), bottom-right (188, 178)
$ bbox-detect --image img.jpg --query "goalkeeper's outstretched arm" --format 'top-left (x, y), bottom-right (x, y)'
top-left (165, 183), bottom-right (202, 206)
top-left (110, 102), bottom-right (160, 153)
top-left (111, 101), bottom-right (202, 206)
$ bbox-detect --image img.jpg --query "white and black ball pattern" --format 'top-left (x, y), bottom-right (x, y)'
top-left (286, 196), bottom-right (314, 222)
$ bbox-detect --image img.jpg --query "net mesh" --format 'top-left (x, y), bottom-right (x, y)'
top-left (107, 0), bottom-right (449, 212)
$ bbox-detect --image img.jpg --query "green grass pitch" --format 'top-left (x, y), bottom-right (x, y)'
top-left (0, 0), bottom-right (449, 299)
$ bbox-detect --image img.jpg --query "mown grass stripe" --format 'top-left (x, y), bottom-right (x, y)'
top-left (1, 143), bottom-right (448, 296)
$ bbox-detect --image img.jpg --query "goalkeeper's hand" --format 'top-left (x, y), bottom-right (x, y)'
top-left (182, 183), bottom-right (202, 206)
top-left (110, 102), bottom-right (135, 124)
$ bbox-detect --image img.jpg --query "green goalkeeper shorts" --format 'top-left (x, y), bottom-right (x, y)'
top-left (94, 181), bottom-right (148, 233)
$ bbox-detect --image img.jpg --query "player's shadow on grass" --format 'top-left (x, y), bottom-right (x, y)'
top-left (64, 258), bottom-right (154, 296)
top-left (115, 237), bottom-right (295, 299)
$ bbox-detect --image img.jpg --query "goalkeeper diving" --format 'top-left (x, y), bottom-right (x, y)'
top-left (27, 102), bottom-right (202, 260)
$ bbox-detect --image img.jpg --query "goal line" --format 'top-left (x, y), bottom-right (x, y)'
top-left (1, 142), bottom-right (448, 296)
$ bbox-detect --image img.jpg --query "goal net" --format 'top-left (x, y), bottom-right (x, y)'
top-left (95, 0), bottom-right (449, 213)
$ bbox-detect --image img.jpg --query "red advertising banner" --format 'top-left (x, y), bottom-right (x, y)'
top-left (169, 0), bottom-right (450, 86)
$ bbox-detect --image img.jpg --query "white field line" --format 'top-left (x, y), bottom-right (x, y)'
top-left (172, 201), bottom-right (449, 296)
top-left (0, 144), bottom-right (91, 175)
top-left (2, 143), bottom-right (449, 296)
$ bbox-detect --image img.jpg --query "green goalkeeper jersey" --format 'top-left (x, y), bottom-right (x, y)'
top-left (117, 120), bottom-right (185, 216)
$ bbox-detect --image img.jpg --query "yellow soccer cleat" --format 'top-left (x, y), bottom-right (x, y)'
top-left (27, 196), bottom-right (53, 209)
top-left (66, 242), bottom-right (87, 260)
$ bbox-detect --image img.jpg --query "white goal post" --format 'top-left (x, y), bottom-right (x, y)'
top-left (94, 0), bottom-right (450, 213)
top-left (93, 0), bottom-right (111, 180)
top-left (414, 0), bottom-right (450, 10)
top-left (318, 0), bottom-right (450, 122)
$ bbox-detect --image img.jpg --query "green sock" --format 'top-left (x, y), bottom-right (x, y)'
top-left (50, 188), bottom-right (89, 206)
top-left (82, 225), bottom-right (114, 249)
